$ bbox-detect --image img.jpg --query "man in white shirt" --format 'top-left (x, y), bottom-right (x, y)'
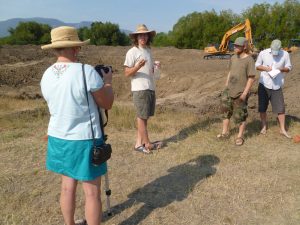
top-left (124, 24), bottom-right (162, 153)
top-left (255, 39), bottom-right (292, 138)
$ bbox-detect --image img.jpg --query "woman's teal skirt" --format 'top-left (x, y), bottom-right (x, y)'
top-left (46, 136), bottom-right (107, 181)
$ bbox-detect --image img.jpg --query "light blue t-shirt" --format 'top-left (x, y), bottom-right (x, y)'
top-left (41, 63), bottom-right (104, 140)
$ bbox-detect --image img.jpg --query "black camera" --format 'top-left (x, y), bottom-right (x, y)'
top-left (95, 64), bottom-right (113, 78)
top-left (92, 143), bottom-right (112, 166)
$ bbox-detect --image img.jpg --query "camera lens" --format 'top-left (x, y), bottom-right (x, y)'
top-left (94, 65), bottom-right (112, 78)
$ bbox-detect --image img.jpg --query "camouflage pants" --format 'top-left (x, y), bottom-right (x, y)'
top-left (220, 89), bottom-right (248, 124)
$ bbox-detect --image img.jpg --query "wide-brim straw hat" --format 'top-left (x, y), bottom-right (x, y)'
top-left (41, 26), bottom-right (89, 50)
top-left (129, 24), bottom-right (156, 38)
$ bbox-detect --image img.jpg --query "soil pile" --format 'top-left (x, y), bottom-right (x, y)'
top-left (0, 45), bottom-right (299, 115)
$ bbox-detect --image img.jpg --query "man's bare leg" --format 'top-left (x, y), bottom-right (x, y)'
top-left (260, 112), bottom-right (267, 134)
top-left (237, 121), bottom-right (246, 139)
top-left (135, 118), bottom-right (143, 148)
top-left (222, 119), bottom-right (230, 135)
top-left (278, 113), bottom-right (291, 138)
top-left (235, 121), bottom-right (246, 145)
top-left (217, 118), bottom-right (230, 138)
top-left (135, 117), bottom-right (150, 148)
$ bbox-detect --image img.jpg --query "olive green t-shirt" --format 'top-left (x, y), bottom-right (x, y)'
top-left (227, 55), bottom-right (256, 98)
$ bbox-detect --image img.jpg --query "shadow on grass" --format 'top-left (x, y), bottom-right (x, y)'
top-left (243, 114), bottom-right (300, 139)
top-left (286, 114), bottom-right (300, 125)
top-left (159, 113), bottom-right (300, 144)
top-left (162, 117), bottom-right (221, 145)
top-left (103, 154), bottom-right (220, 225)
top-left (241, 119), bottom-right (277, 139)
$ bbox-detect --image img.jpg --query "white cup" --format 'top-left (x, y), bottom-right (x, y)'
top-left (153, 61), bottom-right (161, 80)
top-left (154, 60), bottom-right (161, 69)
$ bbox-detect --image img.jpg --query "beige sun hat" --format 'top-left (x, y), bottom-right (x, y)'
top-left (41, 26), bottom-right (90, 50)
top-left (129, 24), bottom-right (156, 38)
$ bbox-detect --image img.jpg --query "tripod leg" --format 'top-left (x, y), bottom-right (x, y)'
top-left (104, 172), bottom-right (112, 216)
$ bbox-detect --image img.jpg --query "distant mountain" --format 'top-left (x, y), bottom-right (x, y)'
top-left (0, 17), bottom-right (131, 37)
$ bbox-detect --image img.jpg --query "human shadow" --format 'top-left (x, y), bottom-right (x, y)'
top-left (238, 119), bottom-right (277, 139)
top-left (243, 114), bottom-right (300, 139)
top-left (286, 114), bottom-right (300, 126)
top-left (104, 154), bottom-right (220, 225)
top-left (162, 117), bottom-right (221, 145)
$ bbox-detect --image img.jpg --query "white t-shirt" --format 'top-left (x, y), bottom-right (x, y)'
top-left (124, 46), bottom-right (155, 91)
top-left (41, 63), bottom-right (103, 140)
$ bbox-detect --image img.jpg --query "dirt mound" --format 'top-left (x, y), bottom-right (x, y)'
top-left (0, 45), bottom-right (299, 115)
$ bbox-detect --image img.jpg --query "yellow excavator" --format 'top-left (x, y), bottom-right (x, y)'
top-left (203, 19), bottom-right (255, 59)
top-left (284, 39), bottom-right (300, 53)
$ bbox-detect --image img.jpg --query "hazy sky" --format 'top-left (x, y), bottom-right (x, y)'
top-left (0, 0), bottom-right (286, 32)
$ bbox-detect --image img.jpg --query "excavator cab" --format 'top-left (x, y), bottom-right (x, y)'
top-left (228, 41), bottom-right (234, 52)
top-left (204, 43), bottom-right (219, 53)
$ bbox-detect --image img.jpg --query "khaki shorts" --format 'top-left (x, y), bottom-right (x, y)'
top-left (132, 90), bottom-right (156, 119)
top-left (220, 89), bottom-right (248, 124)
top-left (258, 83), bottom-right (285, 113)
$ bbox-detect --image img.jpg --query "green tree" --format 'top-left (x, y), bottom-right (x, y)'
top-left (242, 0), bottom-right (300, 49)
top-left (172, 12), bottom-right (204, 48)
top-left (281, 0), bottom-right (300, 42)
top-left (7, 21), bottom-right (51, 45)
top-left (0, 36), bottom-right (12, 45)
top-left (153, 32), bottom-right (174, 47)
top-left (171, 10), bottom-right (240, 49)
top-left (89, 22), bottom-right (130, 46)
top-left (158, 0), bottom-right (300, 50)
top-left (78, 27), bottom-right (91, 41)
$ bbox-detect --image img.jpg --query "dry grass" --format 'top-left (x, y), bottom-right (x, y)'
top-left (0, 98), bottom-right (300, 225)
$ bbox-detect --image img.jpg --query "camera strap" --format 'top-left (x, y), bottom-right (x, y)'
top-left (82, 63), bottom-right (103, 147)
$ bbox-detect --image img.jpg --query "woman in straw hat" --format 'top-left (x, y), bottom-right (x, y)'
top-left (124, 24), bottom-right (162, 154)
top-left (41, 26), bottom-right (114, 225)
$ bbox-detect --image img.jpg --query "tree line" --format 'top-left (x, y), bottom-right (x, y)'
top-left (153, 0), bottom-right (300, 49)
top-left (0, 0), bottom-right (299, 49)
top-left (0, 21), bottom-right (131, 46)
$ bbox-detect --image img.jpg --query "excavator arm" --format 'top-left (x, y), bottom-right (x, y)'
top-left (218, 19), bottom-right (253, 52)
top-left (204, 19), bottom-right (254, 59)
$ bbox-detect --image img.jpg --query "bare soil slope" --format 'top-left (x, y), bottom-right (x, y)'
top-left (1, 45), bottom-right (299, 116)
